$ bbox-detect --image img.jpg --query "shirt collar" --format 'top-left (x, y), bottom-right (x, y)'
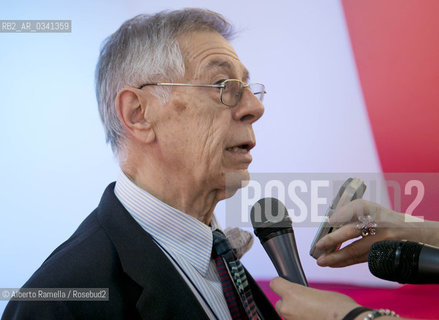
top-left (114, 171), bottom-right (218, 276)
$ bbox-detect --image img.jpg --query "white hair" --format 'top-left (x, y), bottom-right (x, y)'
top-left (95, 8), bottom-right (235, 155)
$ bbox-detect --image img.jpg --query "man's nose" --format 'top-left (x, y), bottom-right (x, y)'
top-left (232, 88), bottom-right (265, 123)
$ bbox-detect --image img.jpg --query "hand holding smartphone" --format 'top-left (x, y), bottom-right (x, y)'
top-left (309, 178), bottom-right (366, 259)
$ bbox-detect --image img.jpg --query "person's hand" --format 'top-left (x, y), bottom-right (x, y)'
top-left (270, 277), bottom-right (359, 320)
top-left (315, 199), bottom-right (426, 267)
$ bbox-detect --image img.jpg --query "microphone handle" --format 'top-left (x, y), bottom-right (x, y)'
top-left (416, 244), bottom-right (439, 284)
top-left (262, 232), bottom-right (308, 286)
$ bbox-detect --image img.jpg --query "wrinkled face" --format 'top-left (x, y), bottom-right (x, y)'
top-left (152, 31), bottom-right (264, 198)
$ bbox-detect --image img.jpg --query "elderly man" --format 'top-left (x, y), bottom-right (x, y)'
top-left (2, 9), bottom-right (280, 320)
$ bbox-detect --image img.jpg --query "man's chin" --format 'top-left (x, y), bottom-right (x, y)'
top-left (224, 170), bottom-right (250, 198)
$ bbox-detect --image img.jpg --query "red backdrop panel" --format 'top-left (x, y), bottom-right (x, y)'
top-left (342, 0), bottom-right (439, 221)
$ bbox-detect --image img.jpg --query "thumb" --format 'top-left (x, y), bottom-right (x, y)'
top-left (270, 277), bottom-right (301, 298)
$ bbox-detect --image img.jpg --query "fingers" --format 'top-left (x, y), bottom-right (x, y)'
top-left (317, 236), bottom-right (377, 267)
top-left (270, 277), bottom-right (313, 320)
top-left (270, 277), bottom-right (361, 320)
top-left (315, 200), bottom-right (391, 266)
top-left (328, 199), bottom-right (383, 225)
top-left (275, 298), bottom-right (287, 319)
top-left (270, 276), bottom-right (297, 297)
top-left (270, 277), bottom-right (299, 319)
top-left (316, 223), bottom-right (359, 251)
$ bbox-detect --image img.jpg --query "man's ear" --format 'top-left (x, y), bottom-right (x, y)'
top-left (115, 88), bottom-right (156, 144)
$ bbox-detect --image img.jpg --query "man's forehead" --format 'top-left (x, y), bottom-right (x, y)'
top-left (178, 31), bottom-right (250, 82)
top-left (204, 59), bottom-right (250, 82)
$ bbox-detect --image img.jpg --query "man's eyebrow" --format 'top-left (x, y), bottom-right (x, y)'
top-left (205, 60), bottom-right (250, 83)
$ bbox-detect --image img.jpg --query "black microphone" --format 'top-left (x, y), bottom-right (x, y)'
top-left (250, 198), bottom-right (308, 286)
top-left (368, 240), bottom-right (439, 284)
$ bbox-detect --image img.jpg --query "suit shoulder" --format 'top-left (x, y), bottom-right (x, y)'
top-left (25, 210), bottom-right (120, 288)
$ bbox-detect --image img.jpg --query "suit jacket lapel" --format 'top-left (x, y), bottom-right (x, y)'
top-left (95, 183), bottom-right (209, 320)
top-left (245, 270), bottom-right (281, 320)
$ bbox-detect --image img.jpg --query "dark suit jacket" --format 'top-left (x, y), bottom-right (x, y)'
top-left (2, 183), bottom-right (280, 320)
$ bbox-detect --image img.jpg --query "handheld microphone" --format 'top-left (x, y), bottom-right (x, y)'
top-left (368, 240), bottom-right (439, 284)
top-left (250, 198), bottom-right (308, 286)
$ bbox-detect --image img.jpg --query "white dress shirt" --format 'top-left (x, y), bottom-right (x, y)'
top-left (114, 171), bottom-right (232, 320)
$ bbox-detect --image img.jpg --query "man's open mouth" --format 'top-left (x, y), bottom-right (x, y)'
top-left (226, 143), bottom-right (254, 153)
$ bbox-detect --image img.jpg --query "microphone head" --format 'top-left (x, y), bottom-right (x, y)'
top-left (368, 240), bottom-right (422, 283)
top-left (250, 198), bottom-right (293, 243)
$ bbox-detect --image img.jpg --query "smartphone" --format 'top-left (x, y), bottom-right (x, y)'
top-left (309, 177), bottom-right (366, 259)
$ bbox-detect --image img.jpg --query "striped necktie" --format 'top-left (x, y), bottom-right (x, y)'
top-left (212, 229), bottom-right (259, 320)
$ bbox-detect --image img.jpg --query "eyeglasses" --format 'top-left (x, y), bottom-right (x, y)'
top-left (138, 79), bottom-right (266, 107)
